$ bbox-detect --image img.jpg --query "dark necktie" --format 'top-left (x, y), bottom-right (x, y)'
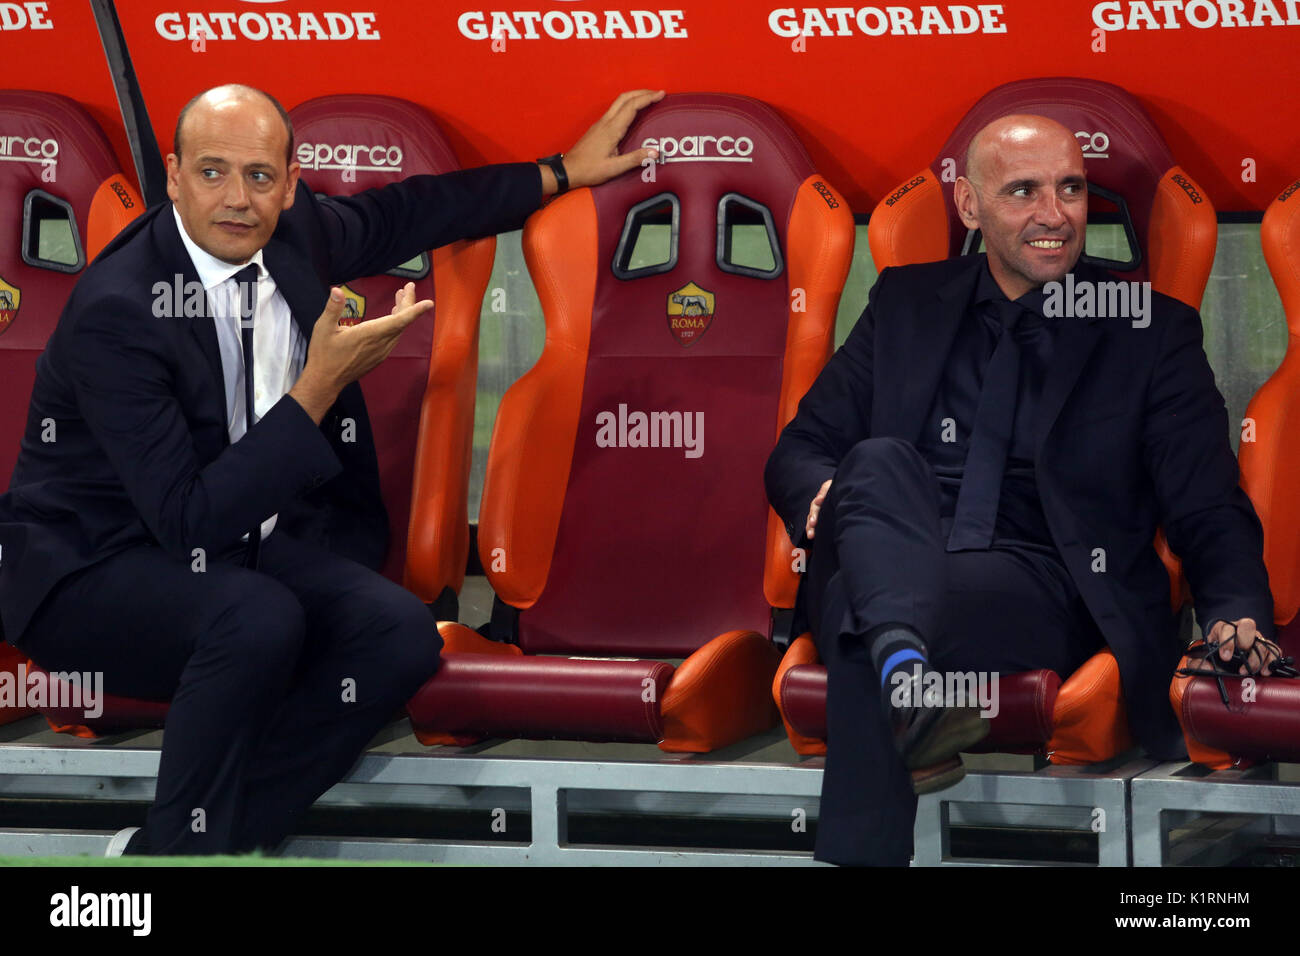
top-left (235, 263), bottom-right (261, 569)
top-left (946, 299), bottom-right (1024, 552)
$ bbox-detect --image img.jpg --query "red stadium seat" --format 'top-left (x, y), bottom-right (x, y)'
top-left (289, 94), bottom-right (494, 604)
top-left (0, 90), bottom-right (141, 728)
top-left (1171, 176), bottom-right (1300, 769)
top-left (774, 77), bottom-right (1217, 765)
top-left (406, 92), bottom-right (854, 752)
top-left (29, 94), bottom-right (495, 737)
top-left (0, 641), bottom-right (34, 726)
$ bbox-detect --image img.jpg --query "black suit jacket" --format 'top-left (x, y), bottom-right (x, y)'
top-left (765, 254), bottom-right (1273, 760)
top-left (0, 163), bottom-right (542, 647)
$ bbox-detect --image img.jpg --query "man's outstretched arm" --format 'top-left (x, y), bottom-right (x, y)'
top-left (318, 89), bottom-right (665, 283)
top-left (1141, 297), bottom-right (1276, 665)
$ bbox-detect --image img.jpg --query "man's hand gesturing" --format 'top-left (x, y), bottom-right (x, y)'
top-left (540, 89), bottom-right (666, 195)
top-left (289, 283), bottom-right (432, 424)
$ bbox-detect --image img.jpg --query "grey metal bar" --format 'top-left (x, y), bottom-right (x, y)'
top-left (0, 739), bottom-right (1161, 866)
top-left (0, 744), bottom-right (827, 796)
top-left (913, 759), bottom-right (1153, 866)
top-left (1131, 761), bottom-right (1300, 866)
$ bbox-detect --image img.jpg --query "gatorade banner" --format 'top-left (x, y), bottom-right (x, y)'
top-left (9, 1), bottom-right (1298, 211)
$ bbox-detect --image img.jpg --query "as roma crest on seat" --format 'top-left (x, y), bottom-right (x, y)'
top-left (338, 283), bottom-right (365, 327)
top-left (0, 276), bottom-right (19, 337)
top-left (666, 281), bottom-right (714, 347)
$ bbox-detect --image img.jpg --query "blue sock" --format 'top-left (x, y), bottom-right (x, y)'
top-left (868, 624), bottom-right (928, 691)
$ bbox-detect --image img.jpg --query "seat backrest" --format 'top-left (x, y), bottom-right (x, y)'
top-left (868, 76), bottom-right (1217, 310)
top-left (478, 92), bottom-right (853, 656)
top-left (0, 90), bottom-right (141, 491)
top-left (289, 95), bottom-right (495, 597)
top-left (1240, 177), bottom-right (1300, 634)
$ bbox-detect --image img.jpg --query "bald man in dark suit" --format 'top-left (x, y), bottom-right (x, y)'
top-left (0, 84), bottom-right (664, 856)
top-left (766, 115), bottom-right (1275, 866)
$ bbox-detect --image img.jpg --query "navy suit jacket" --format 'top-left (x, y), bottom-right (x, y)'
top-left (0, 162), bottom-right (542, 647)
top-left (765, 254), bottom-right (1274, 760)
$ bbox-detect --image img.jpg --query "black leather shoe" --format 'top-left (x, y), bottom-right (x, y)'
top-left (885, 665), bottom-right (990, 795)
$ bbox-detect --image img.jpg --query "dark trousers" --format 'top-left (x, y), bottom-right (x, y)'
top-left (807, 438), bottom-right (1103, 866)
top-left (16, 531), bottom-right (442, 855)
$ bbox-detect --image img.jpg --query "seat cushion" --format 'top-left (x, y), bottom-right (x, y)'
top-left (24, 662), bottom-right (168, 736)
top-left (1172, 615), bottom-right (1300, 768)
top-left (774, 635), bottom-right (1063, 755)
top-left (407, 642), bottom-right (675, 743)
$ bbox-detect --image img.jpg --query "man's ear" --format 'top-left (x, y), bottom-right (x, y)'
top-left (282, 162), bottom-right (301, 210)
top-left (953, 176), bottom-right (980, 231)
top-left (165, 153), bottom-right (180, 203)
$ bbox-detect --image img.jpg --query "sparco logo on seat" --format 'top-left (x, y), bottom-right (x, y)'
top-left (0, 134), bottom-right (58, 163)
top-left (297, 142), bottom-right (404, 174)
top-left (1076, 130), bottom-right (1110, 159)
top-left (885, 176), bottom-right (925, 206)
top-left (110, 181), bottom-right (135, 209)
top-left (641, 135), bottom-right (755, 164)
top-left (812, 181), bottom-right (840, 208)
top-left (1170, 173), bottom-right (1204, 204)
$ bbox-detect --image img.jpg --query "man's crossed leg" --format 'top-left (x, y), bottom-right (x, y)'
top-left (806, 437), bottom-right (1104, 865)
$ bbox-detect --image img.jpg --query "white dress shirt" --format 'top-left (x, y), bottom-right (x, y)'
top-left (172, 205), bottom-right (308, 542)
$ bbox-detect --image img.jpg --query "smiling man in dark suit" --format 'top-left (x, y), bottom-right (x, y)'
top-left (0, 83), bottom-right (663, 856)
top-left (765, 114), bottom-right (1276, 866)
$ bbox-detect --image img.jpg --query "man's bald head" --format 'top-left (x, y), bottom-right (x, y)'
top-left (165, 84), bottom-right (301, 264)
top-left (964, 114), bottom-right (1080, 188)
top-left (953, 113), bottom-right (1088, 300)
top-left (174, 84), bottom-right (294, 167)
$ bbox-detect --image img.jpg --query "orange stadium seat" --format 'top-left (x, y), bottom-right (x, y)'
top-left (405, 92), bottom-right (854, 752)
top-left (774, 77), bottom-right (1218, 766)
top-left (289, 95), bottom-right (496, 608)
top-left (29, 94), bottom-right (496, 736)
top-left (1171, 176), bottom-right (1300, 769)
top-left (0, 89), bottom-right (141, 727)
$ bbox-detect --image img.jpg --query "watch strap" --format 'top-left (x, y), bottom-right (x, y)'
top-left (536, 153), bottom-right (569, 195)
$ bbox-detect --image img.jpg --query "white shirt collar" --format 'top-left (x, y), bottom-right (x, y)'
top-left (172, 204), bottom-right (266, 291)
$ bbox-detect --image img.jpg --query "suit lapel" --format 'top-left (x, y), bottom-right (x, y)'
top-left (1033, 262), bottom-right (1110, 457)
top-left (883, 254), bottom-right (1111, 456)
top-left (159, 210), bottom-right (327, 436)
top-left (156, 208), bottom-right (226, 410)
top-left (890, 261), bottom-right (979, 444)
top-left (262, 235), bottom-right (324, 344)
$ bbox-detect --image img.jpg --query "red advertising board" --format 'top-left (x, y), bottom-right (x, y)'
top-left (7, 1), bottom-right (1299, 211)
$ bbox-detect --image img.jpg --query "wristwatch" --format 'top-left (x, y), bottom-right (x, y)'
top-left (536, 152), bottom-right (569, 195)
